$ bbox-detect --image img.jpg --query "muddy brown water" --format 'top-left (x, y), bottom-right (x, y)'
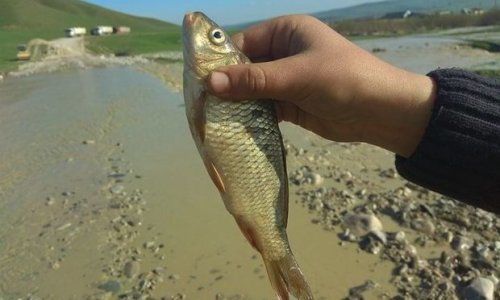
top-left (0, 31), bottom-right (498, 299)
top-left (0, 67), bottom-right (399, 299)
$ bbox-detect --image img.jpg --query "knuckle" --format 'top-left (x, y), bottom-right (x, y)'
top-left (245, 66), bottom-right (267, 95)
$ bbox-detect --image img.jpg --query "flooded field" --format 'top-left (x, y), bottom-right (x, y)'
top-left (0, 30), bottom-right (498, 300)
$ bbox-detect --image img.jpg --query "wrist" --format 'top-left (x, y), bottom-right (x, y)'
top-left (359, 68), bottom-right (436, 157)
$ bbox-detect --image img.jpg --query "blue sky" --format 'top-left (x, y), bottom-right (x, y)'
top-left (84, 0), bottom-right (383, 25)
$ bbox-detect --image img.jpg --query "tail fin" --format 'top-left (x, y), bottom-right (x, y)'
top-left (262, 252), bottom-right (313, 300)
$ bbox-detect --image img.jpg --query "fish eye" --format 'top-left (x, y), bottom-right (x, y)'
top-left (209, 28), bottom-right (226, 45)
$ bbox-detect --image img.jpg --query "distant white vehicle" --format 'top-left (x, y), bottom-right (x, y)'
top-left (91, 26), bottom-right (114, 36)
top-left (64, 27), bottom-right (87, 37)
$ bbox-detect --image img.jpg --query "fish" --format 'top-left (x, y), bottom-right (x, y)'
top-left (182, 12), bottom-right (313, 300)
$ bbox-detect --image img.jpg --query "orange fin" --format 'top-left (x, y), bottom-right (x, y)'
top-left (203, 158), bottom-right (225, 193)
top-left (262, 253), bottom-right (314, 300)
top-left (235, 218), bottom-right (260, 251)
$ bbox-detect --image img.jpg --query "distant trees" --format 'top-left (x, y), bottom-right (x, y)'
top-left (330, 9), bottom-right (500, 36)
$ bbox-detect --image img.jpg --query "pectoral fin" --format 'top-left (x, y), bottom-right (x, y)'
top-left (202, 158), bottom-right (226, 193)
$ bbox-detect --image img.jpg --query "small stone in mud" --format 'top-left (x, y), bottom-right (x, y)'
top-left (51, 261), bottom-right (60, 270)
top-left (98, 280), bottom-right (121, 294)
top-left (451, 235), bottom-right (474, 251)
top-left (143, 241), bottom-right (155, 249)
top-left (83, 139), bottom-right (95, 145)
top-left (124, 261), bottom-right (140, 278)
top-left (46, 197), bottom-right (56, 206)
top-left (462, 277), bottom-right (494, 300)
top-left (343, 213), bottom-right (383, 236)
top-left (110, 185), bottom-right (125, 194)
top-left (410, 218), bottom-right (435, 235)
top-left (168, 273), bottom-right (180, 281)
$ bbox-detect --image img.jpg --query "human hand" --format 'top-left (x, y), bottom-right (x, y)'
top-left (207, 15), bottom-right (436, 157)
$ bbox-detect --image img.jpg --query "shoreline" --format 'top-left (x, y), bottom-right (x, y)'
top-left (1, 25), bottom-right (498, 84)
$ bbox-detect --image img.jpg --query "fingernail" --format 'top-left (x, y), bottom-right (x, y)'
top-left (209, 71), bottom-right (230, 93)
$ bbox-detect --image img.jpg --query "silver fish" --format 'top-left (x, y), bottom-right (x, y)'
top-left (182, 12), bottom-right (313, 300)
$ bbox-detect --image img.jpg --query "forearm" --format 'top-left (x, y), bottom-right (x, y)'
top-left (354, 60), bottom-right (436, 157)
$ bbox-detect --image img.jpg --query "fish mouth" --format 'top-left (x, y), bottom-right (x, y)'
top-left (183, 12), bottom-right (195, 28)
top-left (183, 11), bottom-right (207, 29)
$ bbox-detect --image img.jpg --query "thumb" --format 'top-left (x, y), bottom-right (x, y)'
top-left (207, 59), bottom-right (303, 101)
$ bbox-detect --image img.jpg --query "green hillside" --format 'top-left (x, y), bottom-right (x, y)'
top-left (0, 0), bottom-right (181, 71)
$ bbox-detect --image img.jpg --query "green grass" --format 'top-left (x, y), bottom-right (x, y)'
top-left (0, 0), bottom-right (181, 72)
top-left (467, 40), bottom-right (500, 53)
top-left (472, 69), bottom-right (500, 78)
top-left (0, 30), bottom-right (61, 71)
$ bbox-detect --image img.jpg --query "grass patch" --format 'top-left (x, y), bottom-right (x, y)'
top-left (467, 40), bottom-right (500, 53)
top-left (472, 69), bottom-right (500, 78)
top-left (0, 30), bottom-right (59, 71)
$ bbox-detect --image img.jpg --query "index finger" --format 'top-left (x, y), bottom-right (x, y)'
top-left (231, 15), bottom-right (301, 61)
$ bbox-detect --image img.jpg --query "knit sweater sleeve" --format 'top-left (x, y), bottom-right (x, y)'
top-left (395, 68), bottom-right (500, 214)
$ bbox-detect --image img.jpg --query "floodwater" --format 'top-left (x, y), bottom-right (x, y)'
top-left (0, 67), bottom-right (398, 299)
top-left (0, 31), bottom-right (498, 299)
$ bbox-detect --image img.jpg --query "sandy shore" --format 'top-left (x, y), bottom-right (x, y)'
top-left (0, 29), bottom-right (498, 300)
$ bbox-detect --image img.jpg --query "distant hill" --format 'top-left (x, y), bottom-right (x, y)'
top-left (0, 0), bottom-right (178, 34)
top-left (313, 0), bottom-right (498, 22)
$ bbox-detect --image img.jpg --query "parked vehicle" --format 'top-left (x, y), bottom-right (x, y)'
top-left (91, 26), bottom-right (114, 36)
top-left (16, 44), bottom-right (31, 61)
top-left (113, 26), bottom-right (131, 34)
top-left (64, 27), bottom-right (87, 37)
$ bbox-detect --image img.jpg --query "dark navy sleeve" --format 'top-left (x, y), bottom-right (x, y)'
top-left (395, 68), bottom-right (500, 214)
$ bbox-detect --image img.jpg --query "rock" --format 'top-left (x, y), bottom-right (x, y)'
top-left (462, 277), bottom-right (494, 300)
top-left (410, 218), bottom-right (435, 235)
top-left (57, 223), bottom-right (72, 231)
top-left (310, 173), bottom-right (324, 185)
top-left (143, 241), bottom-right (155, 249)
top-left (343, 213), bottom-right (383, 236)
top-left (45, 197), bottom-right (56, 206)
top-left (349, 280), bottom-right (378, 296)
top-left (452, 235), bottom-right (474, 252)
top-left (110, 185), bottom-right (125, 195)
top-left (368, 230), bottom-right (387, 244)
top-left (393, 231), bottom-right (406, 243)
top-left (98, 280), bottom-right (121, 294)
top-left (124, 260), bottom-right (140, 278)
top-left (82, 139), bottom-right (95, 145)
top-left (169, 273), bottom-right (180, 281)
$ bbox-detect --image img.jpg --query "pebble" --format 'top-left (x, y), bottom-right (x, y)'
top-left (343, 213), bottom-right (383, 236)
top-left (45, 196), bottom-right (56, 206)
top-left (462, 277), bottom-right (494, 300)
top-left (168, 273), bottom-right (180, 281)
top-left (410, 218), bottom-right (435, 235)
top-left (124, 260), bottom-right (140, 278)
top-left (82, 139), bottom-right (96, 145)
top-left (393, 231), bottom-right (406, 242)
top-left (368, 229), bottom-right (387, 244)
top-left (451, 235), bottom-right (474, 251)
top-left (110, 184), bottom-right (125, 194)
top-left (143, 241), bottom-right (155, 249)
top-left (98, 280), bottom-right (121, 294)
top-left (57, 223), bottom-right (72, 231)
